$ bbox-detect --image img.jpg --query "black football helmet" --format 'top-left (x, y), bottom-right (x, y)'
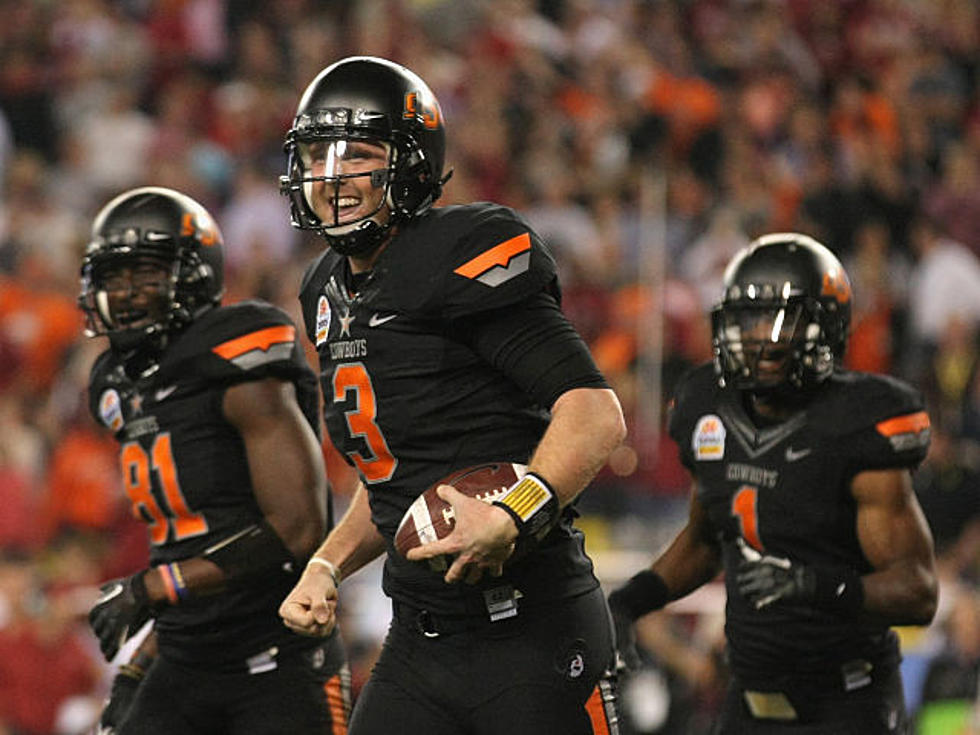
top-left (79, 186), bottom-right (224, 355)
top-left (712, 232), bottom-right (851, 393)
top-left (280, 56), bottom-right (448, 256)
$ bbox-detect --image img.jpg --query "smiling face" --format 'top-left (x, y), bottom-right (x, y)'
top-left (299, 138), bottom-right (392, 232)
top-left (96, 257), bottom-right (174, 333)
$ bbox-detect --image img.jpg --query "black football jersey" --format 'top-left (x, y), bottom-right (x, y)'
top-left (667, 363), bottom-right (931, 682)
top-left (88, 301), bottom-right (324, 668)
top-left (299, 203), bottom-right (598, 616)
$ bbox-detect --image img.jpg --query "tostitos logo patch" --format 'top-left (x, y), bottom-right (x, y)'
top-left (99, 389), bottom-right (124, 432)
top-left (315, 295), bottom-right (331, 346)
top-left (693, 414), bottom-right (725, 461)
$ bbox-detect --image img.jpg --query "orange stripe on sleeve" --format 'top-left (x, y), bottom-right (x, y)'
top-left (876, 411), bottom-right (930, 437)
top-left (584, 684), bottom-right (612, 735)
top-left (453, 232), bottom-right (531, 279)
top-left (212, 325), bottom-right (295, 360)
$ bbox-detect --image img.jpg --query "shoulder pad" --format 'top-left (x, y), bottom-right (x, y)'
top-left (667, 363), bottom-right (718, 468)
top-left (158, 301), bottom-right (314, 386)
top-left (298, 249), bottom-right (342, 343)
top-left (440, 204), bottom-right (559, 318)
top-left (369, 203), bottom-right (560, 318)
top-left (814, 371), bottom-right (931, 470)
top-left (87, 350), bottom-right (124, 431)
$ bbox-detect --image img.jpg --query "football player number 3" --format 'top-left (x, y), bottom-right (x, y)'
top-left (333, 363), bottom-right (397, 483)
top-left (121, 434), bottom-right (208, 545)
top-left (732, 485), bottom-right (763, 551)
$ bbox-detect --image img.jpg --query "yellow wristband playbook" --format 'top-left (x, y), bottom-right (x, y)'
top-left (492, 472), bottom-right (559, 538)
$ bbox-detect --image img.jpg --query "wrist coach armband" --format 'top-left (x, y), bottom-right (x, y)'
top-left (493, 472), bottom-right (559, 538)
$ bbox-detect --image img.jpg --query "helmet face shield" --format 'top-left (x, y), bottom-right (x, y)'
top-left (713, 301), bottom-right (808, 391)
top-left (294, 138), bottom-right (394, 233)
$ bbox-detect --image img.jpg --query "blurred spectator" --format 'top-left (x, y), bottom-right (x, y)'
top-left (905, 214), bottom-right (980, 378)
top-left (916, 586), bottom-right (980, 734)
top-left (0, 548), bottom-right (101, 735)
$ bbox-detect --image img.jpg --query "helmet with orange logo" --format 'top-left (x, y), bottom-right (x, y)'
top-left (280, 56), bottom-right (449, 257)
top-left (79, 186), bottom-right (224, 353)
top-left (711, 232), bottom-right (851, 392)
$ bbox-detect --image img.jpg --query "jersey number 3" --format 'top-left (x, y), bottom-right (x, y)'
top-left (120, 433), bottom-right (208, 545)
top-left (333, 362), bottom-right (397, 483)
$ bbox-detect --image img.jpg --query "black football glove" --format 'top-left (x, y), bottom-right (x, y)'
top-left (607, 569), bottom-right (671, 672)
top-left (608, 601), bottom-right (642, 672)
top-left (734, 538), bottom-right (865, 616)
top-left (734, 538), bottom-right (816, 610)
top-left (89, 572), bottom-right (154, 661)
top-left (97, 663), bottom-right (146, 734)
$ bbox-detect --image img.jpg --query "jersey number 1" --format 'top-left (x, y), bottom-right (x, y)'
top-left (732, 485), bottom-right (763, 552)
top-left (120, 433), bottom-right (208, 545)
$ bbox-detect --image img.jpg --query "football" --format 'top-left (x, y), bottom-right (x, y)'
top-left (394, 462), bottom-right (526, 566)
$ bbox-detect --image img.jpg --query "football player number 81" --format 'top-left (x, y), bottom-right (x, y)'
top-left (121, 433), bottom-right (209, 545)
top-left (332, 363), bottom-right (398, 483)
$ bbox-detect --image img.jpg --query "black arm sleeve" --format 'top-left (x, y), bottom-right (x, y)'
top-left (457, 291), bottom-right (608, 409)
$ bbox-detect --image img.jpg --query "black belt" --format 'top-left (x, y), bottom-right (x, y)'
top-left (391, 601), bottom-right (519, 638)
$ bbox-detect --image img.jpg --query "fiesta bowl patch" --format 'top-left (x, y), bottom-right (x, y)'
top-left (315, 295), bottom-right (331, 346)
top-left (99, 389), bottom-right (124, 432)
top-left (693, 414), bottom-right (725, 461)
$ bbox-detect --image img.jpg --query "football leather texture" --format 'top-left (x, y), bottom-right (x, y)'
top-left (394, 462), bottom-right (526, 561)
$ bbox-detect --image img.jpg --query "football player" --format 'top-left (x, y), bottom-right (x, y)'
top-left (79, 187), bottom-right (349, 733)
top-left (277, 57), bottom-right (626, 734)
top-left (608, 233), bottom-right (938, 733)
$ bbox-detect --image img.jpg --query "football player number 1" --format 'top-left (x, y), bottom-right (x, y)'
top-left (121, 434), bottom-right (208, 545)
top-left (333, 363), bottom-right (397, 483)
top-left (732, 485), bottom-right (763, 551)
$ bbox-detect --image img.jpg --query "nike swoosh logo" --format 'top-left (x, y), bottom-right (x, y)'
top-left (785, 446), bottom-right (812, 462)
top-left (368, 313), bottom-right (398, 327)
top-left (95, 582), bottom-right (124, 606)
top-left (154, 385), bottom-right (177, 401)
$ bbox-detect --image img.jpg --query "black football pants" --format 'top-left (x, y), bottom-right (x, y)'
top-left (348, 586), bottom-right (620, 735)
top-left (715, 663), bottom-right (909, 734)
top-left (118, 636), bottom-right (350, 734)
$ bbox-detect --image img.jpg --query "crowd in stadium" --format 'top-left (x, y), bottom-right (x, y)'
top-left (0, 0), bottom-right (978, 732)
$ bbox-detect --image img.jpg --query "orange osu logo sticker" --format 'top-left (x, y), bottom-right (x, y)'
top-left (180, 212), bottom-right (219, 247)
top-left (821, 268), bottom-right (851, 303)
top-left (403, 91), bottom-right (441, 130)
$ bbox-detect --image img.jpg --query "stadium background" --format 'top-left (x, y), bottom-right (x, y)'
top-left (0, 0), bottom-right (978, 732)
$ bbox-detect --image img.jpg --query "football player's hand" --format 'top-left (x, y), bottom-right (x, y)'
top-left (89, 573), bottom-right (153, 661)
top-left (608, 599), bottom-right (641, 672)
top-left (97, 665), bottom-right (144, 734)
top-left (406, 485), bottom-right (519, 584)
top-left (735, 538), bottom-right (816, 610)
top-left (279, 564), bottom-right (338, 637)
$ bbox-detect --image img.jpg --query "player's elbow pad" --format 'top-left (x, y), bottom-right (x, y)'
top-left (202, 520), bottom-right (299, 585)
